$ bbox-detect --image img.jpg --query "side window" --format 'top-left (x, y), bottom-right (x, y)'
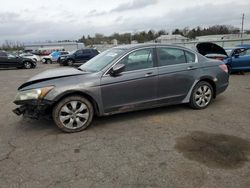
top-left (119, 49), bottom-right (153, 72)
top-left (185, 51), bottom-right (196, 63)
top-left (83, 49), bottom-right (91, 54)
top-left (239, 49), bottom-right (250, 56)
top-left (75, 50), bottom-right (82, 56)
top-left (157, 48), bottom-right (186, 66)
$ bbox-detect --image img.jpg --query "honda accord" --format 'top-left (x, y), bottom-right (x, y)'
top-left (13, 44), bottom-right (229, 133)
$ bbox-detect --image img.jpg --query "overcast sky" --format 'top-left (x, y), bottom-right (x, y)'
top-left (0, 0), bottom-right (249, 44)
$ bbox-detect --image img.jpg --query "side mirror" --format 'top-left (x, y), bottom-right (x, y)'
top-left (110, 64), bottom-right (125, 76)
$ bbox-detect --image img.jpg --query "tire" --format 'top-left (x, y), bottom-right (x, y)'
top-left (47, 59), bottom-right (52, 64)
top-left (189, 81), bottom-right (214, 109)
top-left (227, 65), bottom-right (232, 74)
top-left (67, 59), bottom-right (74, 66)
top-left (52, 95), bottom-right (94, 133)
top-left (23, 61), bottom-right (32, 69)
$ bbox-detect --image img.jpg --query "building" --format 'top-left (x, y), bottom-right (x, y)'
top-left (196, 34), bottom-right (250, 41)
top-left (155, 34), bottom-right (189, 44)
top-left (24, 42), bottom-right (85, 52)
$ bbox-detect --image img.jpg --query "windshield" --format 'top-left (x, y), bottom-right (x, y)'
top-left (69, 50), bottom-right (77, 55)
top-left (79, 48), bottom-right (125, 72)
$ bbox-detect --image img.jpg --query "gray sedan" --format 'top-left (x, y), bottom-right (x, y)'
top-left (13, 44), bottom-right (229, 133)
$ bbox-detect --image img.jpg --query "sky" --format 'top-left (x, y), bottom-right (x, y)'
top-left (0, 0), bottom-right (249, 44)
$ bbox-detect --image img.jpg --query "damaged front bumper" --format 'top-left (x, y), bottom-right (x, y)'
top-left (13, 99), bottom-right (53, 119)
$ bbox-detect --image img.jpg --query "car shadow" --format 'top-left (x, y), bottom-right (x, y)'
top-left (92, 104), bottom-right (188, 128)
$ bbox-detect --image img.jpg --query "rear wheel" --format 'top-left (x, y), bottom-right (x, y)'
top-left (23, 61), bottom-right (32, 69)
top-left (47, 59), bottom-right (52, 64)
top-left (52, 95), bottom-right (94, 133)
top-left (189, 81), bottom-right (213, 109)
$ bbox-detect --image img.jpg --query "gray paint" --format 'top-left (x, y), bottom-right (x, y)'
top-left (16, 43), bottom-right (229, 116)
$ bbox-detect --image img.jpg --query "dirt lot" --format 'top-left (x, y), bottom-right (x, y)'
top-left (0, 64), bottom-right (250, 188)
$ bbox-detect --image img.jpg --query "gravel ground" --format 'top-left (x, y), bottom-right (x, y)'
top-left (0, 64), bottom-right (249, 188)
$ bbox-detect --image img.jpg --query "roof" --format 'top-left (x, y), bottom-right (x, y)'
top-left (113, 43), bottom-right (190, 51)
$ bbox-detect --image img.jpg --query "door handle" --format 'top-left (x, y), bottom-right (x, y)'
top-left (187, 66), bottom-right (197, 70)
top-left (145, 72), bottom-right (154, 77)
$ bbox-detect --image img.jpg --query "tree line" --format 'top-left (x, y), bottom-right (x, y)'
top-left (78, 25), bottom-right (241, 46)
top-left (0, 25), bottom-right (245, 50)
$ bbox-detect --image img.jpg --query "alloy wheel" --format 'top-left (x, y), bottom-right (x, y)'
top-left (59, 101), bottom-right (90, 130)
top-left (24, 62), bottom-right (32, 69)
top-left (194, 85), bottom-right (212, 108)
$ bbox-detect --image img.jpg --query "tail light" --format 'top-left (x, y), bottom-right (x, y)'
top-left (219, 64), bottom-right (228, 73)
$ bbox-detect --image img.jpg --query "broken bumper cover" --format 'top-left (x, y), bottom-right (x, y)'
top-left (13, 99), bottom-right (54, 119)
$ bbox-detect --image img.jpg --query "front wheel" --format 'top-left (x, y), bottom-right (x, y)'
top-left (52, 96), bottom-right (94, 133)
top-left (189, 81), bottom-right (214, 109)
top-left (67, 59), bottom-right (74, 66)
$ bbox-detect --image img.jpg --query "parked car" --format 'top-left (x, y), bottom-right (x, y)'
top-left (58, 48), bottom-right (99, 66)
top-left (194, 42), bottom-right (250, 73)
top-left (0, 51), bottom-right (37, 69)
top-left (224, 47), bottom-right (250, 72)
top-left (42, 51), bottom-right (69, 64)
top-left (13, 44), bottom-right (229, 133)
top-left (19, 53), bottom-right (41, 62)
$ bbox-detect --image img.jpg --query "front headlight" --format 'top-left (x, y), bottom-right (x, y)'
top-left (15, 86), bottom-right (54, 101)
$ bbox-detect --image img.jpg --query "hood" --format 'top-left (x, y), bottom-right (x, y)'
top-left (195, 42), bottom-right (228, 57)
top-left (21, 57), bottom-right (35, 62)
top-left (18, 67), bottom-right (86, 90)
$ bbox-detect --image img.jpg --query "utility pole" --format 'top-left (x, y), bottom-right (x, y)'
top-left (241, 13), bottom-right (245, 38)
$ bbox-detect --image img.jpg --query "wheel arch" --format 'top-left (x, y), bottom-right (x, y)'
top-left (182, 77), bottom-right (217, 103)
top-left (198, 77), bottom-right (217, 98)
top-left (52, 90), bottom-right (100, 116)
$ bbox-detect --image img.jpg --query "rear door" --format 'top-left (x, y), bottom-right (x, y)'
top-left (156, 47), bottom-right (200, 104)
top-left (82, 49), bottom-right (92, 62)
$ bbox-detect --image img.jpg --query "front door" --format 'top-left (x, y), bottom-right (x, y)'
top-left (231, 48), bottom-right (250, 70)
top-left (101, 48), bottom-right (158, 113)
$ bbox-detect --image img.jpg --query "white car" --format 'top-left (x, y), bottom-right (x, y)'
top-left (19, 53), bottom-right (41, 62)
top-left (41, 51), bottom-right (69, 64)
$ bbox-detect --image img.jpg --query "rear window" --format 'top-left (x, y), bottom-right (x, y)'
top-left (185, 51), bottom-right (196, 63)
top-left (157, 48), bottom-right (186, 66)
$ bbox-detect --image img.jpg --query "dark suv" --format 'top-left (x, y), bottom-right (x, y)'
top-left (0, 51), bottom-right (37, 69)
top-left (58, 49), bottom-right (99, 66)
